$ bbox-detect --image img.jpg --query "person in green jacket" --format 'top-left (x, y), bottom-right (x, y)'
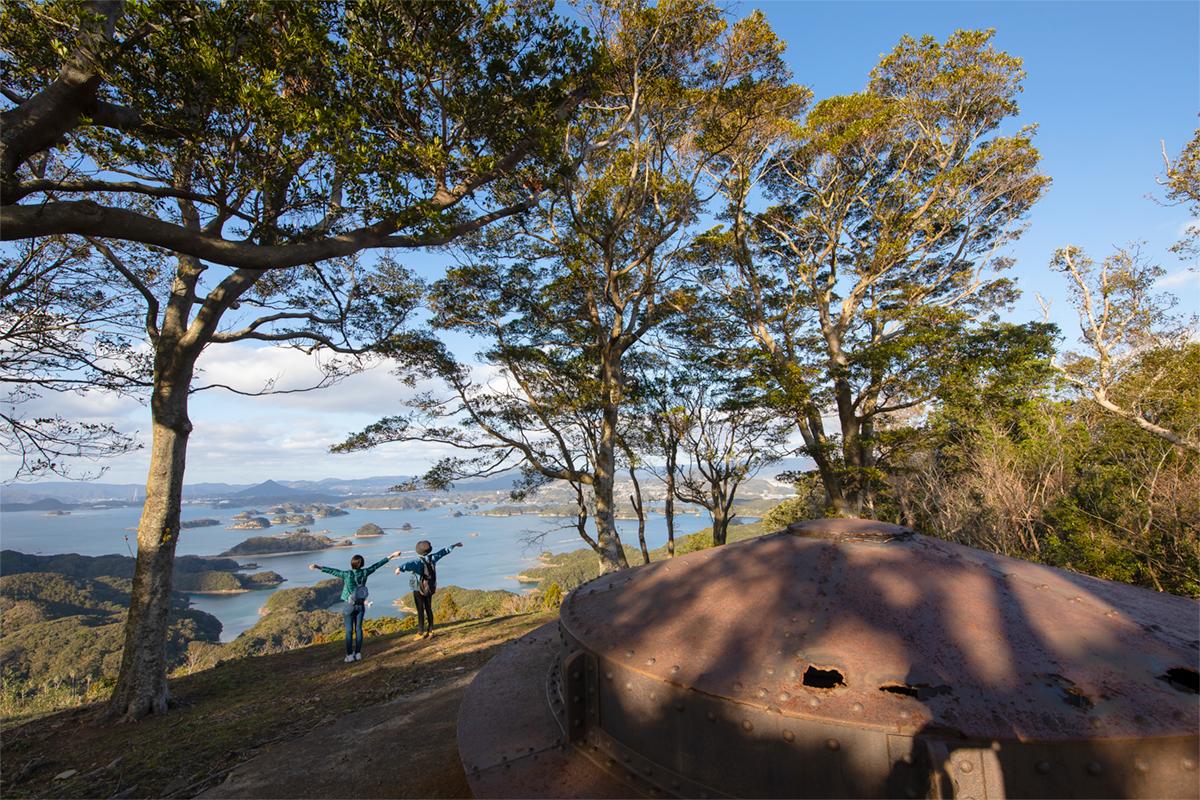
top-left (309, 550), bottom-right (402, 662)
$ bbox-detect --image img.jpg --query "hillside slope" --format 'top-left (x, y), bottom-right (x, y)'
top-left (1, 612), bottom-right (553, 799)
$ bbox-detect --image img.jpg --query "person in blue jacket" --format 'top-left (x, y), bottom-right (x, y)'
top-left (395, 540), bottom-right (462, 638)
top-left (309, 550), bottom-right (402, 662)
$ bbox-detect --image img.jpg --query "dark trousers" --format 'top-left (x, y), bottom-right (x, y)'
top-left (343, 601), bottom-right (365, 654)
top-left (413, 591), bottom-right (434, 633)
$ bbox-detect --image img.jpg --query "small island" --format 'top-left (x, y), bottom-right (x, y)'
top-left (355, 522), bottom-right (385, 537)
top-left (228, 516), bottom-right (272, 530)
top-left (180, 518), bottom-right (221, 529)
top-left (220, 532), bottom-right (353, 557)
top-left (313, 505), bottom-right (349, 518)
top-left (401, 522), bottom-right (413, 531)
top-left (173, 570), bottom-right (286, 593)
top-left (271, 512), bottom-right (315, 526)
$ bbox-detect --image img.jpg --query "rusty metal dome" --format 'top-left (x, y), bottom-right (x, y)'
top-left (458, 520), bottom-right (1200, 799)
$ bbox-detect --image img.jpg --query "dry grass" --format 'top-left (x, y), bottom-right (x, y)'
top-left (1, 612), bottom-right (553, 799)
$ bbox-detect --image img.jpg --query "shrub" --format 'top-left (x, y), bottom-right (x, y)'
top-left (541, 582), bottom-right (563, 610)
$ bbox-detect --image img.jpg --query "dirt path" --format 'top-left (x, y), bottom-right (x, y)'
top-left (202, 671), bottom-right (475, 799)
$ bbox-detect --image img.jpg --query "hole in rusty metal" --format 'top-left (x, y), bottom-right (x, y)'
top-left (1160, 667), bottom-right (1199, 694)
top-left (802, 666), bottom-right (844, 689)
top-left (1036, 673), bottom-right (1093, 710)
top-left (1062, 687), bottom-right (1093, 710)
top-left (879, 682), bottom-right (951, 701)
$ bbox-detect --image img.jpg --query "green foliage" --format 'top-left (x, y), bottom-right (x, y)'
top-left (0, 573), bottom-right (222, 694)
top-left (1163, 128), bottom-right (1200, 255)
top-left (760, 496), bottom-right (810, 531)
top-left (541, 582), bottom-right (564, 610)
top-left (260, 579), bottom-right (342, 616)
top-left (0, 551), bottom-right (240, 580)
top-left (521, 520), bottom-right (774, 591)
top-left (171, 571), bottom-right (243, 593)
top-left (673, 531), bottom-right (714, 555)
top-left (434, 585), bottom-right (528, 619)
top-left (2, 0), bottom-right (595, 254)
top-left (440, 592), bottom-right (462, 622)
top-left (370, 615), bottom-right (417, 635)
top-left (172, 570), bottom-right (284, 592)
top-left (221, 533), bottom-right (342, 557)
top-left (707, 28), bottom-right (1048, 515)
top-left (899, 345), bottom-right (1200, 596)
top-left (337, 0), bottom-right (803, 571)
top-left (0, 672), bottom-right (114, 723)
top-left (239, 571), bottom-right (286, 590)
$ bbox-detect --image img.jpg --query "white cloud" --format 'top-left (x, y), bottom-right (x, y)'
top-left (15, 388), bottom-right (144, 424)
top-left (191, 342), bottom-right (469, 415)
top-left (1155, 268), bottom-right (1200, 293)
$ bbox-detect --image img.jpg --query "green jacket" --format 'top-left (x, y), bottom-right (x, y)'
top-left (318, 557), bottom-right (391, 602)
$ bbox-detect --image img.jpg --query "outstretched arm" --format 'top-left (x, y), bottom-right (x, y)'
top-left (362, 556), bottom-right (392, 577)
top-left (430, 543), bottom-right (462, 564)
top-left (395, 558), bottom-right (422, 575)
top-left (310, 564), bottom-right (342, 576)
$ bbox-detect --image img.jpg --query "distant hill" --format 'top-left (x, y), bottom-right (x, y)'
top-left (227, 481), bottom-right (342, 504)
top-left (0, 461), bottom-right (808, 510)
top-left (0, 550), bottom-right (246, 579)
top-left (0, 497), bottom-right (77, 513)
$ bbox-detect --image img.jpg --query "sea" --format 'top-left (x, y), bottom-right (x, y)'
top-left (0, 501), bottom-right (720, 640)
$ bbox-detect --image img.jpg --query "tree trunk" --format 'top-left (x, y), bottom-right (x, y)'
top-left (710, 500), bottom-right (730, 546)
top-left (592, 340), bottom-right (630, 574)
top-left (105, 355), bottom-right (195, 722)
top-left (628, 467), bottom-right (649, 565)
top-left (796, 407), bottom-right (853, 517)
top-left (834, 373), bottom-right (867, 518)
top-left (593, 475), bottom-right (628, 573)
top-left (664, 460), bottom-right (676, 558)
top-left (594, 403), bottom-right (629, 573)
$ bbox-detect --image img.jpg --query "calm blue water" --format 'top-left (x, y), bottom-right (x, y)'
top-left (0, 502), bottom-right (717, 640)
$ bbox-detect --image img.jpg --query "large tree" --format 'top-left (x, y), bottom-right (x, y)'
top-left (0, 234), bottom-right (145, 479)
top-left (1049, 245), bottom-right (1199, 454)
top-left (2, 0), bottom-right (591, 720)
top-left (337, 0), bottom-right (805, 574)
top-left (703, 30), bottom-right (1049, 516)
top-left (1047, 132), bottom-right (1200, 454)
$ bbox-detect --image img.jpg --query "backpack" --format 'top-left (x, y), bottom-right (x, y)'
top-left (350, 570), bottom-right (369, 604)
top-left (418, 557), bottom-right (437, 596)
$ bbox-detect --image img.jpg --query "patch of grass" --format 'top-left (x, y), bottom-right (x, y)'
top-left (0, 674), bottom-right (113, 724)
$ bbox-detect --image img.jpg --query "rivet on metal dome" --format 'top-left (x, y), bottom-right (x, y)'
top-left (458, 519), bottom-right (1200, 799)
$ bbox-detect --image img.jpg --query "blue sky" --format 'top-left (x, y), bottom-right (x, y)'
top-left (5, 1), bottom-right (1197, 487)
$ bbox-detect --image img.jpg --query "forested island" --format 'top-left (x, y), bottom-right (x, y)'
top-left (220, 533), bottom-right (353, 557)
top-left (180, 518), bottom-right (221, 529)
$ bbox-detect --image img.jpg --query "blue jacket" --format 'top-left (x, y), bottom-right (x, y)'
top-left (318, 557), bottom-right (391, 602)
top-left (396, 547), bottom-right (453, 593)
